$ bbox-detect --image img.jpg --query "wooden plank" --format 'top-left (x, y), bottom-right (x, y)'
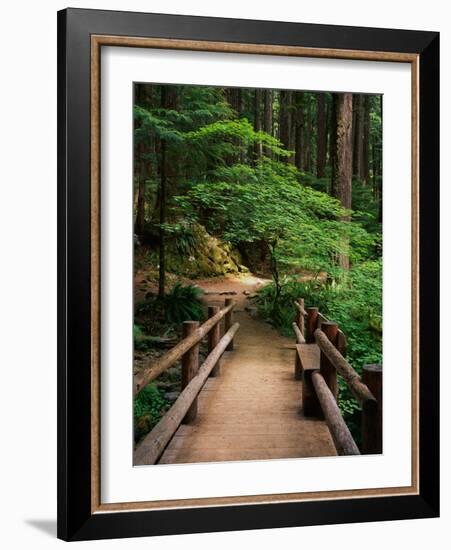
top-left (159, 311), bottom-right (336, 465)
top-left (295, 343), bottom-right (320, 372)
top-left (296, 344), bottom-right (321, 417)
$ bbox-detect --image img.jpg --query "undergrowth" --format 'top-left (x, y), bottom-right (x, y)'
top-left (135, 282), bottom-right (205, 337)
top-left (134, 384), bottom-right (169, 443)
top-left (255, 259), bottom-right (382, 446)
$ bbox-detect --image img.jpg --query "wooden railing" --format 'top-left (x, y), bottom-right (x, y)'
top-left (293, 299), bottom-right (382, 456)
top-left (134, 298), bottom-right (238, 465)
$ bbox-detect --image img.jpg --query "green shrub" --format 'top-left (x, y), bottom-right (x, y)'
top-left (255, 259), bottom-right (382, 446)
top-left (134, 324), bottom-right (150, 351)
top-left (134, 384), bottom-right (169, 443)
top-left (162, 282), bottom-right (205, 325)
top-left (135, 283), bottom-right (205, 335)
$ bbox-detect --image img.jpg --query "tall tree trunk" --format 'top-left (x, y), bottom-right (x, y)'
top-left (134, 84), bottom-right (154, 237)
top-left (225, 88), bottom-right (244, 162)
top-left (325, 95), bottom-right (332, 172)
top-left (279, 90), bottom-right (293, 162)
top-left (331, 93), bottom-right (353, 270)
top-left (135, 143), bottom-right (147, 236)
top-left (158, 85), bottom-right (179, 297)
top-left (226, 88), bottom-right (243, 115)
top-left (294, 92), bottom-right (305, 170)
top-left (372, 134), bottom-right (377, 199)
top-left (254, 89), bottom-right (263, 160)
top-left (361, 95), bottom-right (370, 184)
top-left (316, 94), bottom-right (327, 178)
top-left (303, 94), bottom-right (312, 172)
top-left (158, 138), bottom-right (167, 298)
top-left (353, 94), bottom-right (364, 179)
top-left (263, 89), bottom-right (273, 157)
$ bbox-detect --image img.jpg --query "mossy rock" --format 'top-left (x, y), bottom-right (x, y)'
top-left (163, 223), bottom-right (247, 278)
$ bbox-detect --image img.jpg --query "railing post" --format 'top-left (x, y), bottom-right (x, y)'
top-left (296, 298), bottom-right (305, 336)
top-left (294, 351), bottom-right (302, 380)
top-left (362, 364), bottom-right (383, 454)
top-left (208, 305), bottom-right (221, 376)
top-left (306, 307), bottom-right (319, 343)
top-left (303, 369), bottom-right (322, 417)
top-left (224, 298), bottom-right (234, 351)
top-left (319, 321), bottom-right (339, 401)
top-left (181, 321), bottom-right (200, 423)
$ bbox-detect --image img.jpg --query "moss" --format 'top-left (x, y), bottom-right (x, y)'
top-left (137, 223), bottom-right (248, 281)
top-left (165, 223), bottom-right (244, 278)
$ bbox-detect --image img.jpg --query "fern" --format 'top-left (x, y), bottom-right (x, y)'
top-left (163, 283), bottom-right (205, 324)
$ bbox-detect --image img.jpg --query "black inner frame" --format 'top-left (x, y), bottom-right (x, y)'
top-left (57, 8), bottom-right (439, 541)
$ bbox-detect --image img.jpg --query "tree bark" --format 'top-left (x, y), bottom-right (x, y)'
top-left (331, 93), bottom-right (353, 270)
top-left (134, 84), bottom-right (154, 237)
top-left (135, 142), bottom-right (147, 236)
top-left (361, 95), bottom-right (370, 184)
top-left (353, 94), bottom-right (364, 179)
top-left (303, 94), bottom-right (312, 172)
top-left (158, 85), bottom-right (179, 297)
top-left (316, 94), bottom-right (327, 178)
top-left (158, 137), bottom-right (167, 298)
top-left (254, 88), bottom-right (263, 160)
top-left (263, 89), bottom-right (273, 157)
top-left (279, 90), bottom-right (293, 162)
top-left (226, 88), bottom-right (243, 115)
top-left (325, 95), bottom-right (332, 174)
top-left (295, 92), bottom-right (305, 170)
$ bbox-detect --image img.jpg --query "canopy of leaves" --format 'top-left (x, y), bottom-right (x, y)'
top-left (176, 157), bottom-right (375, 278)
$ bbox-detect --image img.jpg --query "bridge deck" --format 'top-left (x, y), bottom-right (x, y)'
top-left (159, 302), bottom-right (336, 464)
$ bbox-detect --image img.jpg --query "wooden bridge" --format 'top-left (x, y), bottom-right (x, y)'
top-left (134, 294), bottom-right (382, 466)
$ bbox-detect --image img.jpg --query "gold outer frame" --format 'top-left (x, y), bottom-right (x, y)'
top-left (90, 35), bottom-right (419, 514)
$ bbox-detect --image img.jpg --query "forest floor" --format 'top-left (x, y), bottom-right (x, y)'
top-left (195, 273), bottom-right (270, 306)
top-left (156, 273), bottom-right (337, 464)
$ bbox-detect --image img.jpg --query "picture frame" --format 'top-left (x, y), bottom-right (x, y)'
top-left (57, 7), bottom-right (439, 541)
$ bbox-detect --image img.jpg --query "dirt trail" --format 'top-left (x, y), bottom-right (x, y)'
top-left (159, 275), bottom-right (336, 464)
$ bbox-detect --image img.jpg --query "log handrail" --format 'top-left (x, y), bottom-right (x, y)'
top-left (311, 371), bottom-right (360, 456)
top-left (293, 300), bottom-right (307, 317)
top-left (314, 328), bottom-right (376, 406)
top-left (134, 322), bottom-right (240, 465)
top-left (292, 322), bottom-right (306, 344)
top-left (134, 301), bottom-right (236, 396)
top-left (293, 297), bottom-right (381, 456)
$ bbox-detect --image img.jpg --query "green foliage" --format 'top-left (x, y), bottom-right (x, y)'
top-left (134, 384), bottom-right (169, 442)
top-left (177, 158), bottom-right (375, 289)
top-left (135, 283), bottom-right (205, 334)
top-left (186, 118), bottom-right (291, 160)
top-left (162, 282), bottom-right (205, 325)
top-left (133, 83), bottom-right (384, 451)
top-left (133, 324), bottom-right (149, 351)
top-left (255, 259), bottom-right (382, 443)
